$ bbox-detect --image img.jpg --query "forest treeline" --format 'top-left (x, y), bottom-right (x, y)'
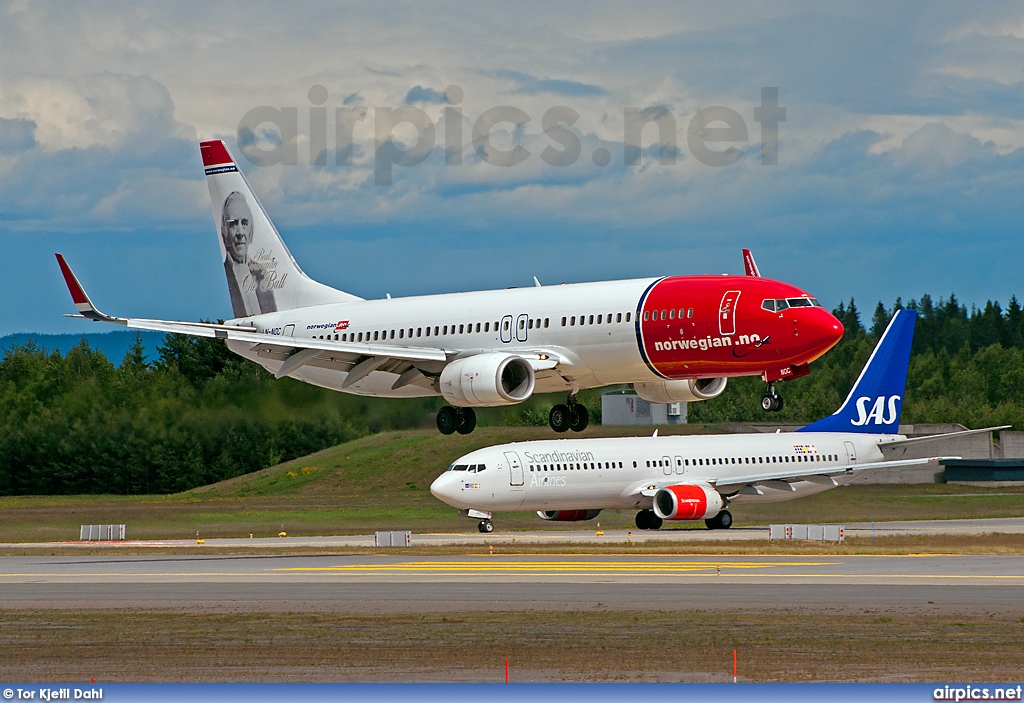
top-left (1, 293), bottom-right (1021, 495)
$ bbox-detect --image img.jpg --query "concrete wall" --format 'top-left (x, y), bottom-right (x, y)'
top-left (997, 431), bottom-right (1024, 459)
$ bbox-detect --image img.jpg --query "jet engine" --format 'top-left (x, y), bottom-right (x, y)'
top-left (439, 353), bottom-right (536, 406)
top-left (652, 484), bottom-right (723, 521)
top-left (632, 377), bottom-right (727, 404)
top-left (537, 509), bottom-right (602, 521)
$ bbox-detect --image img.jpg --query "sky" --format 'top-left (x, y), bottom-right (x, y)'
top-left (1, 1), bottom-right (1022, 335)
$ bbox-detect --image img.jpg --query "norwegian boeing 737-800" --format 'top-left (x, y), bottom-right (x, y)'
top-left (56, 139), bottom-right (844, 435)
top-left (432, 310), bottom-right (1006, 531)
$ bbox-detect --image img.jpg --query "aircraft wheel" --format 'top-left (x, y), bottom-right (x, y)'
top-left (635, 510), bottom-right (653, 530)
top-left (649, 514), bottom-right (663, 530)
top-left (569, 404), bottom-right (589, 432)
top-left (760, 395), bottom-right (776, 411)
top-left (706, 510), bottom-right (733, 530)
top-left (549, 404), bottom-right (571, 433)
top-left (456, 407), bottom-right (477, 435)
top-left (436, 406), bottom-right (458, 435)
top-left (478, 520), bottom-right (494, 533)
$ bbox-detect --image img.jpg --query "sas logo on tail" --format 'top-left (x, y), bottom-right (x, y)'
top-left (851, 395), bottom-right (901, 426)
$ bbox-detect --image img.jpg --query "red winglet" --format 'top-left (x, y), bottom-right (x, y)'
top-left (742, 248), bottom-right (761, 277)
top-left (55, 253), bottom-right (89, 305)
top-left (200, 140), bottom-right (233, 167)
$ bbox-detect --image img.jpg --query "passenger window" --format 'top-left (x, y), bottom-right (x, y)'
top-left (443, 325), bottom-right (448, 335)
top-left (528, 319), bottom-right (533, 329)
top-left (519, 319), bottom-right (525, 330)
top-left (485, 322), bottom-right (490, 332)
top-left (399, 329), bottom-right (404, 339)
top-left (459, 324), bottom-right (464, 334)
top-left (434, 326), bottom-right (439, 335)
top-left (544, 318), bottom-right (550, 328)
top-left (571, 316), bottom-right (576, 325)
top-left (561, 317), bottom-right (567, 326)
top-left (669, 309), bottom-right (675, 320)
top-left (626, 312), bottom-right (632, 322)
top-left (589, 315), bottom-right (594, 324)
top-left (417, 328), bottom-right (422, 337)
top-left (597, 315), bottom-right (602, 324)
top-left (643, 311), bottom-right (649, 321)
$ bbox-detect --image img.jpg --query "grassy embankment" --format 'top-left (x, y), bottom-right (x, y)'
top-left (2, 425), bottom-right (1023, 545)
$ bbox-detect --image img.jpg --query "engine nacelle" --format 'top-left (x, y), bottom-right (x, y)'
top-left (537, 509), bottom-right (602, 522)
top-left (652, 484), bottom-right (723, 521)
top-left (632, 377), bottom-right (727, 404)
top-left (439, 353), bottom-right (536, 407)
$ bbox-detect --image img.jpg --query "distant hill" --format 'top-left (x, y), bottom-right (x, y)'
top-left (0, 330), bottom-right (166, 365)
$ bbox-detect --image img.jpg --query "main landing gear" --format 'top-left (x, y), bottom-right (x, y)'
top-left (549, 395), bottom-right (590, 433)
top-left (478, 519), bottom-right (494, 533)
top-left (635, 510), bottom-right (663, 530)
top-left (705, 510), bottom-right (733, 530)
top-left (436, 406), bottom-right (477, 435)
top-left (761, 384), bottom-right (784, 412)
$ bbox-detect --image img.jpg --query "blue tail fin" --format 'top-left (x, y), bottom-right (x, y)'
top-left (797, 309), bottom-right (916, 434)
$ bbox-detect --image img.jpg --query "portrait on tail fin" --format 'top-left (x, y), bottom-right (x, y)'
top-left (220, 191), bottom-right (276, 316)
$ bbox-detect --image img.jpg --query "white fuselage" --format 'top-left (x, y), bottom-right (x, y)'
top-left (230, 278), bottom-right (657, 397)
top-left (429, 432), bottom-right (894, 514)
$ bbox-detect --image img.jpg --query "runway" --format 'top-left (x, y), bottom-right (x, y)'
top-left (0, 553), bottom-right (1022, 609)
top-left (3, 516), bottom-right (1024, 551)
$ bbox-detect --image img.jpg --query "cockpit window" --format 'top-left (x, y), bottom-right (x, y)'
top-left (451, 464), bottom-right (469, 471)
top-left (761, 299), bottom-right (776, 312)
top-left (475, 464), bottom-right (486, 472)
top-left (786, 297), bottom-right (813, 308)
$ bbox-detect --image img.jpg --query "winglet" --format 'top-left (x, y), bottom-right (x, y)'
top-left (742, 249), bottom-right (761, 277)
top-left (54, 254), bottom-right (121, 323)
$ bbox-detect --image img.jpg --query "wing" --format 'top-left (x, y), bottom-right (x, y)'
top-left (56, 254), bottom-right (565, 387)
top-left (621, 456), bottom-right (952, 504)
top-left (877, 426), bottom-right (1010, 460)
top-left (709, 456), bottom-right (952, 495)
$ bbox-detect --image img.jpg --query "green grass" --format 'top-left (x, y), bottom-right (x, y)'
top-left (1, 426), bottom-right (1022, 543)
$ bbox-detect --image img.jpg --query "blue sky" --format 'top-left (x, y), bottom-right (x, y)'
top-left (1, 1), bottom-right (1022, 334)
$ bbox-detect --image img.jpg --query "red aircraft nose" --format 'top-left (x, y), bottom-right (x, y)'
top-left (808, 307), bottom-right (845, 356)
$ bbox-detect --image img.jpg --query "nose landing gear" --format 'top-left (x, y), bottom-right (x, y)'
top-left (761, 384), bottom-right (784, 412)
top-left (478, 519), bottom-right (494, 533)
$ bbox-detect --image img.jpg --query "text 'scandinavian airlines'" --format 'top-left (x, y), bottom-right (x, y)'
top-left (432, 310), bottom-right (1006, 532)
top-left (56, 140), bottom-right (844, 435)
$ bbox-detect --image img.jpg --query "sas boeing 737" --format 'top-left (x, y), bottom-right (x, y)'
top-left (431, 310), bottom-right (1006, 531)
top-left (56, 140), bottom-right (843, 435)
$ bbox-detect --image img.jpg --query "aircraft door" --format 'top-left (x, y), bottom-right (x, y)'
top-left (500, 315), bottom-right (513, 343)
top-left (662, 456), bottom-right (672, 476)
top-left (516, 314), bottom-right (528, 342)
top-left (673, 456), bottom-right (685, 475)
top-left (505, 451), bottom-right (524, 486)
top-left (843, 441), bottom-right (857, 464)
top-left (719, 290), bottom-right (741, 336)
